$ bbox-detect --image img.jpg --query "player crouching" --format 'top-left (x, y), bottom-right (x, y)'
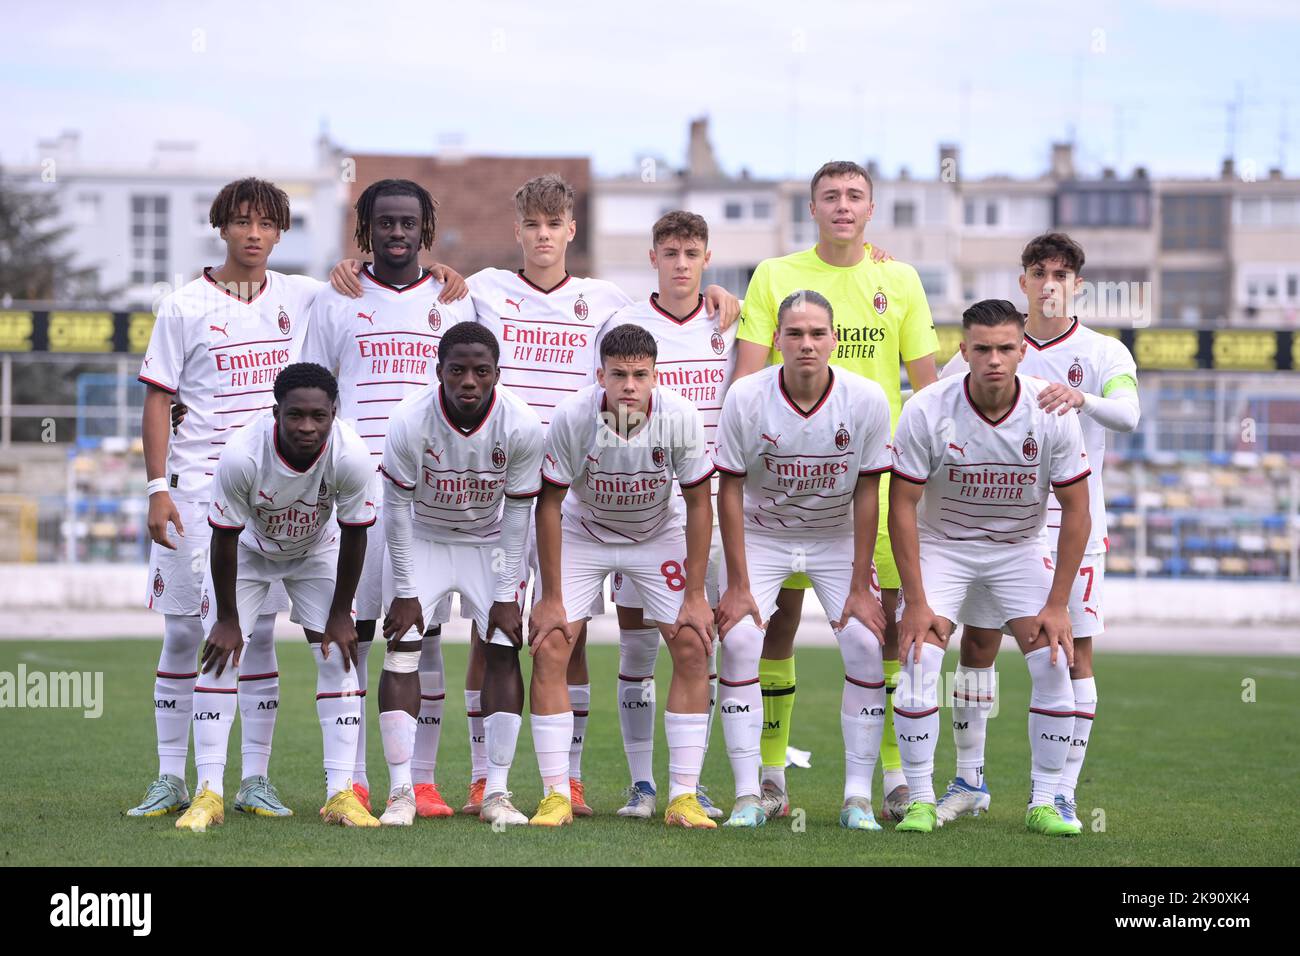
top-left (183, 363), bottom-right (379, 830)
top-left (888, 299), bottom-right (1090, 836)
top-left (529, 324), bottom-right (718, 828)
top-left (713, 291), bottom-right (893, 830)
top-left (379, 323), bottom-right (543, 827)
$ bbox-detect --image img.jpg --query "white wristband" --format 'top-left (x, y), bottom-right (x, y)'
top-left (146, 477), bottom-right (170, 497)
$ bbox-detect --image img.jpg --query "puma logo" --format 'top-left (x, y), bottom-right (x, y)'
top-left (257, 489), bottom-right (275, 503)
top-left (585, 454), bottom-right (601, 465)
top-left (213, 501), bottom-right (227, 517)
top-left (505, 297), bottom-right (524, 311)
top-left (357, 310), bottom-right (375, 325)
top-left (1084, 607), bottom-right (1098, 618)
top-left (947, 441), bottom-right (969, 457)
top-left (209, 323), bottom-right (229, 338)
top-left (143, 357), bottom-right (152, 368)
top-left (425, 447), bottom-right (444, 464)
top-left (761, 433), bottom-right (781, 448)
top-left (545, 453), bottom-right (558, 467)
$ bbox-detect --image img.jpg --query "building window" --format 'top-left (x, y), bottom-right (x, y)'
top-left (1161, 194), bottom-right (1227, 251)
top-left (131, 195), bottom-right (169, 285)
top-left (985, 202), bottom-right (998, 226)
top-left (893, 201), bottom-right (915, 227)
top-left (1161, 269), bottom-right (1228, 325)
top-left (964, 200), bottom-right (976, 226)
top-left (1289, 275), bottom-right (1298, 300)
top-left (724, 200), bottom-right (744, 221)
top-left (751, 199), bottom-right (772, 220)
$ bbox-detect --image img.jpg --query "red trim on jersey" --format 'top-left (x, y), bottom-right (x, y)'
top-left (378, 465), bottom-right (415, 490)
top-left (1025, 317), bottom-right (1079, 351)
top-left (338, 515), bottom-right (378, 528)
top-left (859, 465), bottom-right (891, 475)
top-left (649, 292), bottom-right (705, 325)
top-left (713, 462), bottom-right (746, 477)
top-left (361, 265), bottom-right (433, 294)
top-left (679, 466), bottom-right (716, 489)
top-left (438, 386), bottom-right (496, 438)
top-left (498, 364), bottom-right (586, 377)
top-left (505, 487), bottom-right (542, 499)
top-left (541, 473), bottom-right (570, 489)
top-left (516, 270), bottom-right (571, 294)
top-left (138, 375), bottom-right (177, 394)
top-left (890, 468), bottom-right (927, 485)
top-left (1051, 468), bottom-right (1092, 488)
top-left (208, 517), bottom-right (245, 531)
top-left (214, 388), bottom-right (273, 399)
top-left (274, 428), bottom-right (329, 474)
top-left (203, 266), bottom-right (269, 303)
top-left (778, 367), bottom-right (834, 419)
top-left (962, 374), bottom-right (1021, 427)
top-left (208, 338), bottom-right (288, 352)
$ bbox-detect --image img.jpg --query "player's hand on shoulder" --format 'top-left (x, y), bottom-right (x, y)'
top-left (330, 258), bottom-right (364, 298)
top-left (703, 284), bottom-right (741, 331)
top-left (382, 597), bottom-right (424, 650)
top-left (839, 590), bottom-right (886, 643)
top-left (671, 590), bottom-right (716, 654)
top-left (527, 597), bottom-right (574, 655)
top-left (866, 242), bottom-right (894, 263)
top-left (1037, 382), bottom-right (1085, 415)
top-left (430, 262), bottom-right (468, 302)
top-left (322, 609), bottom-right (360, 673)
top-left (486, 600), bottom-right (524, 648)
top-left (715, 586), bottom-right (763, 637)
top-left (201, 619), bottom-right (243, 677)
top-left (147, 492), bottom-right (183, 549)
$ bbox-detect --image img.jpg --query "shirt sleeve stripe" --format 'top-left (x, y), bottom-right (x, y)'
top-left (713, 463), bottom-right (746, 477)
top-left (338, 516), bottom-right (378, 528)
top-left (890, 468), bottom-right (927, 485)
top-left (378, 465), bottom-right (415, 490)
top-left (505, 487), bottom-right (542, 499)
top-left (859, 465), bottom-right (891, 476)
top-left (541, 474), bottom-right (570, 489)
top-left (138, 375), bottom-right (177, 394)
top-left (207, 518), bottom-right (244, 531)
top-left (1051, 468), bottom-right (1091, 489)
top-left (679, 466), bottom-right (716, 489)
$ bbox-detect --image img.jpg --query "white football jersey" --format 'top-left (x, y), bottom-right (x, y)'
top-left (714, 366), bottom-right (892, 539)
top-left (381, 383), bottom-right (545, 543)
top-left (891, 373), bottom-right (1091, 545)
top-left (139, 269), bottom-right (322, 500)
top-left (940, 318), bottom-right (1135, 552)
top-left (470, 268), bottom-right (633, 426)
top-left (541, 384), bottom-right (713, 544)
top-left (207, 412), bottom-right (376, 560)
top-left (299, 267), bottom-right (478, 463)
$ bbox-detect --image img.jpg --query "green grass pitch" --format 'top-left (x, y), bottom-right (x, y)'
top-left (1, 640), bottom-right (1296, 866)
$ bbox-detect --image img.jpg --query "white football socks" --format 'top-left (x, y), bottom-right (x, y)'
top-left (312, 642), bottom-right (362, 799)
top-left (1058, 677), bottom-right (1097, 802)
top-left (718, 621), bottom-right (763, 799)
top-left (412, 634), bottom-right (444, 786)
top-left (352, 638), bottom-right (373, 789)
top-left (837, 619), bottom-right (885, 802)
top-left (237, 614), bottom-right (279, 780)
top-left (894, 643), bottom-right (944, 805)
top-left (379, 710), bottom-right (417, 793)
top-left (155, 614), bottom-right (203, 780)
top-left (484, 711), bottom-right (522, 798)
top-left (465, 689), bottom-right (487, 783)
top-left (952, 663), bottom-right (996, 789)
top-left (532, 712), bottom-right (573, 799)
top-left (618, 627), bottom-right (658, 786)
top-left (1025, 646), bottom-right (1074, 808)
top-left (192, 650), bottom-right (239, 798)
top-left (665, 712), bottom-right (709, 800)
top-left (568, 683), bottom-right (590, 780)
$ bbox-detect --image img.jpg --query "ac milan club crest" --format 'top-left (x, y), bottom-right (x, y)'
top-left (711, 331), bottom-right (725, 355)
top-left (428, 307), bottom-right (442, 332)
top-left (152, 570), bottom-right (165, 597)
top-left (613, 572), bottom-right (624, 590)
top-left (1067, 362), bottom-right (1084, 388)
top-left (1022, 435), bottom-right (1039, 462)
top-left (277, 307), bottom-right (291, 335)
top-left (574, 296), bottom-right (589, 321)
top-left (835, 424), bottom-right (851, 450)
top-left (319, 479), bottom-right (328, 497)
top-left (492, 446), bottom-right (507, 469)
top-left (652, 446), bottom-right (667, 468)
top-left (873, 291), bottom-right (888, 314)
top-left (201, 593), bottom-right (210, 617)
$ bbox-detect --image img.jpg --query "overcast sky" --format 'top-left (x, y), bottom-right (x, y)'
top-left (5, 0), bottom-right (1299, 182)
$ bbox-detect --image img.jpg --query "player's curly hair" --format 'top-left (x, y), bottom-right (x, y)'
top-left (273, 362), bottom-right (339, 403)
top-left (652, 210), bottom-right (709, 248)
top-left (777, 289), bottom-right (834, 328)
top-left (962, 299), bottom-right (1026, 330)
top-left (353, 179), bottom-right (438, 253)
top-left (438, 321), bottom-right (501, 365)
top-left (810, 160), bottom-right (873, 200)
top-left (209, 178), bottom-right (291, 231)
top-left (599, 324), bottom-right (657, 364)
top-left (1021, 232), bottom-right (1085, 274)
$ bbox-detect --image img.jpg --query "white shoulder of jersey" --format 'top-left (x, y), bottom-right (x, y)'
top-left (552, 381), bottom-right (602, 420)
top-left (495, 382), bottom-right (545, 425)
top-left (939, 350), bottom-right (969, 379)
top-left (331, 417), bottom-right (375, 466)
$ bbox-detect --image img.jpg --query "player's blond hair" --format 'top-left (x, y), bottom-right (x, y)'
top-left (652, 210), bottom-right (709, 248)
top-left (514, 174), bottom-right (575, 220)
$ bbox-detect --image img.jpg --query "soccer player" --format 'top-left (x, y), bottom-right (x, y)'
top-left (302, 179), bottom-right (478, 818)
top-left (593, 211), bottom-right (735, 820)
top-left (129, 178), bottom-right (322, 819)
top-left (933, 234), bottom-right (1140, 830)
top-left (714, 291), bottom-right (893, 829)
top-left (732, 160), bottom-right (938, 822)
top-left (178, 363), bottom-right (377, 830)
top-left (378, 323), bottom-right (543, 826)
top-left (529, 324), bottom-right (718, 828)
top-left (888, 298), bottom-right (1091, 837)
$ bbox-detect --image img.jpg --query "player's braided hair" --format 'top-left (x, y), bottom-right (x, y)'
top-left (353, 179), bottom-right (438, 253)
top-left (599, 324), bottom-right (657, 364)
top-left (273, 362), bottom-right (339, 403)
top-left (438, 322), bottom-right (501, 364)
top-left (209, 178), bottom-right (291, 230)
top-left (777, 289), bottom-right (834, 327)
top-left (1021, 232), bottom-right (1085, 274)
top-left (962, 299), bottom-right (1026, 330)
